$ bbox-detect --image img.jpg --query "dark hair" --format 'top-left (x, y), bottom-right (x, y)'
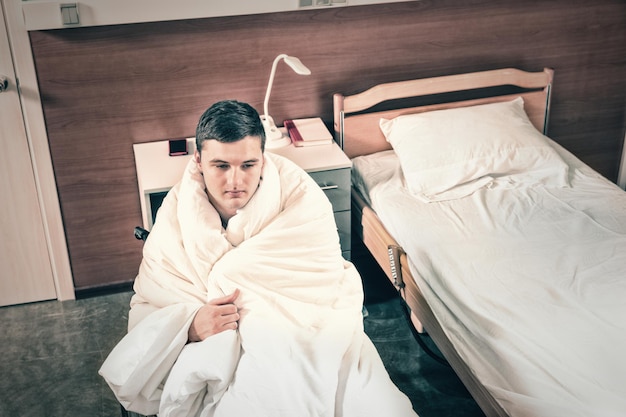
top-left (195, 100), bottom-right (266, 153)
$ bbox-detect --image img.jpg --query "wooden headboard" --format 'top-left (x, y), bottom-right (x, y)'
top-left (333, 68), bottom-right (554, 159)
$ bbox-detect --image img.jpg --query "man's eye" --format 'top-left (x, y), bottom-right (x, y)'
top-left (243, 164), bottom-right (255, 169)
top-left (216, 165), bottom-right (229, 169)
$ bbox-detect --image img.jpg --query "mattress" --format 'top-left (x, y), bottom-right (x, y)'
top-left (351, 143), bottom-right (626, 417)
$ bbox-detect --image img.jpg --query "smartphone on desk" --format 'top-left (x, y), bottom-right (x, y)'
top-left (169, 139), bottom-right (188, 156)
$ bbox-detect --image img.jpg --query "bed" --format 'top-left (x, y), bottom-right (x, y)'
top-left (333, 68), bottom-right (626, 417)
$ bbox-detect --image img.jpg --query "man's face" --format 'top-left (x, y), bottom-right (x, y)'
top-left (194, 136), bottom-right (264, 224)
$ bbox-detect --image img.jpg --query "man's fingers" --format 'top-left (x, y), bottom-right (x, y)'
top-left (217, 304), bottom-right (239, 316)
top-left (189, 289), bottom-right (241, 341)
top-left (222, 321), bottom-right (238, 331)
top-left (214, 308), bottom-right (239, 331)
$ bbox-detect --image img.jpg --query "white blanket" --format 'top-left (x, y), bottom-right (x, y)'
top-left (99, 153), bottom-right (417, 417)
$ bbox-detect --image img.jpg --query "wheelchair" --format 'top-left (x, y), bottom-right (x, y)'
top-left (118, 227), bottom-right (154, 417)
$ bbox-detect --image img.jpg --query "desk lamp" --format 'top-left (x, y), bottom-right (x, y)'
top-left (261, 54), bottom-right (311, 148)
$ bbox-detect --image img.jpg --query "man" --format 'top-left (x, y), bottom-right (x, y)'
top-left (100, 100), bottom-right (417, 417)
top-left (186, 100), bottom-right (265, 342)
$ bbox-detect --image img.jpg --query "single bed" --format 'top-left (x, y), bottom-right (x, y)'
top-left (333, 68), bottom-right (626, 417)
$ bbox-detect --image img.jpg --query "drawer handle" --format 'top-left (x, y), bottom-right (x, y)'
top-left (320, 184), bottom-right (339, 191)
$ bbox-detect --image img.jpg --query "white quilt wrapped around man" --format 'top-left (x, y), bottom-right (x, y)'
top-left (99, 153), bottom-right (417, 417)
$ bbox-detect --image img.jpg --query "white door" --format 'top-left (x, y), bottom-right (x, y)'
top-left (0, 6), bottom-right (56, 306)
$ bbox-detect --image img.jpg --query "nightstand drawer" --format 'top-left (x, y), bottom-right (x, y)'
top-left (309, 168), bottom-right (351, 212)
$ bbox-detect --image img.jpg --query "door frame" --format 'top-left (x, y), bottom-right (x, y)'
top-left (2, 0), bottom-right (74, 300)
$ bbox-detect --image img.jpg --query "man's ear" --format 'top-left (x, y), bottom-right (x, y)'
top-left (194, 150), bottom-right (202, 172)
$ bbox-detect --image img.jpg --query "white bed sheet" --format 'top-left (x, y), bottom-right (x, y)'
top-left (352, 143), bottom-right (626, 417)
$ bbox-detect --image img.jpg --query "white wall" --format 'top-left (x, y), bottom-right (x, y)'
top-left (20, 0), bottom-right (410, 30)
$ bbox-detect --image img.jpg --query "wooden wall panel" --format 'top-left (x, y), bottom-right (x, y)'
top-left (29, 0), bottom-right (625, 291)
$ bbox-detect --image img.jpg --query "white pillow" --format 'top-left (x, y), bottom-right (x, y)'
top-left (379, 97), bottom-right (569, 201)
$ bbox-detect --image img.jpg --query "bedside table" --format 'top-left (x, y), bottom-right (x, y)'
top-left (133, 138), bottom-right (352, 259)
top-left (271, 142), bottom-right (352, 260)
top-left (133, 138), bottom-right (196, 230)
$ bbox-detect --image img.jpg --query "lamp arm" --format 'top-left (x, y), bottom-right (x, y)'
top-left (263, 54), bottom-right (288, 117)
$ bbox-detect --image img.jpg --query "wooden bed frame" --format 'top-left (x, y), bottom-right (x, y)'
top-left (333, 68), bottom-right (554, 417)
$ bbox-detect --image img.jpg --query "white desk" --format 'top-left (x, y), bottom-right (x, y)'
top-left (133, 138), bottom-right (195, 229)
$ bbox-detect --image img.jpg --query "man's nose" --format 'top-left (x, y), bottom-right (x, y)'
top-left (228, 168), bottom-right (242, 186)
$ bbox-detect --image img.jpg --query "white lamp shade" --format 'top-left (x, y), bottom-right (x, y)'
top-left (282, 56), bottom-right (311, 76)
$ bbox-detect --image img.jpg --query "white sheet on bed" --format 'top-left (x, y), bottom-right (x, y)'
top-left (352, 143), bottom-right (626, 417)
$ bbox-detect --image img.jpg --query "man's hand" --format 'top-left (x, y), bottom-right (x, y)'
top-left (188, 289), bottom-right (241, 342)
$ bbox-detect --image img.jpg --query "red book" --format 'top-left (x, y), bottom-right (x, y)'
top-left (284, 120), bottom-right (303, 143)
top-left (284, 118), bottom-right (333, 147)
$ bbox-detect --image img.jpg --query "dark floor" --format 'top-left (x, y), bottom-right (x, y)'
top-left (353, 238), bottom-right (484, 417)
top-left (0, 240), bottom-right (484, 417)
